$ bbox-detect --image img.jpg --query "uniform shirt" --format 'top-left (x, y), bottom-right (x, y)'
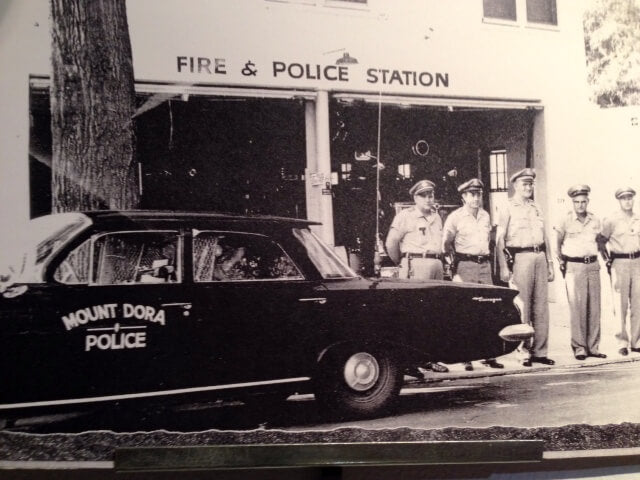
top-left (498, 197), bottom-right (545, 248)
top-left (602, 210), bottom-right (640, 254)
top-left (442, 206), bottom-right (491, 255)
top-left (389, 206), bottom-right (442, 254)
top-left (554, 211), bottom-right (601, 257)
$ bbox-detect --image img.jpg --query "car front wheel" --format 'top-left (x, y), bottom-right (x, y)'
top-left (315, 345), bottom-right (402, 419)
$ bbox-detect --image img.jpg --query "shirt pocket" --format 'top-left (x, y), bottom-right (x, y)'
top-left (510, 211), bottom-right (531, 231)
top-left (565, 225), bottom-right (582, 238)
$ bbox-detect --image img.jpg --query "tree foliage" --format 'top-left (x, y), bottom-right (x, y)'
top-left (584, 0), bottom-right (640, 107)
top-left (50, 0), bottom-right (139, 212)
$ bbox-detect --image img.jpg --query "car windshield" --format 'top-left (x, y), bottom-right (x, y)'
top-left (292, 228), bottom-right (358, 279)
top-left (0, 212), bottom-right (91, 284)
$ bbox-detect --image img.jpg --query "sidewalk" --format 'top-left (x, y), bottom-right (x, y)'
top-left (412, 293), bottom-right (640, 383)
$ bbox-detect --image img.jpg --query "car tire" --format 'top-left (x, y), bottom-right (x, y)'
top-left (315, 345), bottom-right (402, 419)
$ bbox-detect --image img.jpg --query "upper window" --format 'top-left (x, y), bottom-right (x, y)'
top-left (526, 0), bottom-right (557, 25)
top-left (91, 231), bottom-right (181, 285)
top-left (193, 231), bottom-right (303, 282)
top-left (483, 0), bottom-right (557, 26)
top-left (483, 0), bottom-right (516, 21)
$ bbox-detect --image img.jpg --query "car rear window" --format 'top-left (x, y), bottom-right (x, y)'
top-left (192, 231), bottom-right (303, 282)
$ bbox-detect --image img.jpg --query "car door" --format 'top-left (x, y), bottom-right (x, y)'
top-left (1, 229), bottom-right (195, 407)
top-left (188, 229), bottom-right (327, 389)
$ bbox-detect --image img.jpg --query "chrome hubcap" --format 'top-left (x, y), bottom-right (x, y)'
top-left (344, 352), bottom-right (379, 391)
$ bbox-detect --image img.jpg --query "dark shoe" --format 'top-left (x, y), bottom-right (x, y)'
top-left (404, 367), bottom-right (424, 379)
top-left (522, 358), bottom-right (532, 367)
top-left (588, 352), bottom-right (607, 358)
top-left (427, 362), bottom-right (449, 373)
top-left (531, 356), bottom-right (555, 365)
top-left (575, 354), bottom-right (586, 360)
top-left (464, 362), bottom-right (474, 371)
top-left (631, 348), bottom-right (640, 353)
top-left (482, 359), bottom-right (504, 369)
top-left (619, 348), bottom-right (629, 356)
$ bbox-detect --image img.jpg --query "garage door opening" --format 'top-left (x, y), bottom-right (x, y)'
top-left (328, 96), bottom-right (541, 275)
top-left (28, 85), bottom-right (308, 219)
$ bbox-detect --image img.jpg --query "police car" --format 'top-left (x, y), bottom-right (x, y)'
top-left (0, 211), bottom-right (529, 419)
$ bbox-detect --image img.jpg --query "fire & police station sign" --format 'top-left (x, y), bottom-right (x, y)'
top-left (176, 56), bottom-right (450, 88)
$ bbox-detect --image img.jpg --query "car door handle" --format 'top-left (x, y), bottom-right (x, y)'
top-left (298, 297), bottom-right (327, 304)
top-left (161, 302), bottom-right (192, 317)
top-left (161, 302), bottom-right (192, 308)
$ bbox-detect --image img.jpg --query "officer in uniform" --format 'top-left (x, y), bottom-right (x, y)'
top-left (443, 178), bottom-right (504, 371)
top-left (496, 168), bottom-right (555, 367)
top-left (386, 179), bottom-right (448, 374)
top-left (600, 187), bottom-right (640, 356)
top-left (554, 185), bottom-right (606, 360)
top-left (386, 179), bottom-right (444, 280)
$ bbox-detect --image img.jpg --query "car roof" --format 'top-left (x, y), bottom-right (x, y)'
top-left (81, 210), bottom-right (321, 228)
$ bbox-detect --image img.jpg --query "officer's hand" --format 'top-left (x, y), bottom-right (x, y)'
top-left (547, 263), bottom-right (555, 282)
top-left (500, 269), bottom-right (511, 283)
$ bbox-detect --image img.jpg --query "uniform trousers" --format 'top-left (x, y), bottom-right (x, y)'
top-left (564, 262), bottom-right (601, 356)
top-left (399, 257), bottom-right (443, 280)
top-left (610, 257), bottom-right (640, 349)
top-left (454, 261), bottom-right (492, 285)
top-left (509, 251), bottom-right (549, 357)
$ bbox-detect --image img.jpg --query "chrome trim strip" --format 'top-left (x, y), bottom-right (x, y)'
top-left (0, 377), bottom-right (310, 410)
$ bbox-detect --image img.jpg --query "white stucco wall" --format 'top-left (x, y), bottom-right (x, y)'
top-left (0, 0), bottom-right (597, 233)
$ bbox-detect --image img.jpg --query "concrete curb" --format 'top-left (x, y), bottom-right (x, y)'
top-left (405, 354), bottom-right (640, 385)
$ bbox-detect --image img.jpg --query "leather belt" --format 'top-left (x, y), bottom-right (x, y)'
top-left (611, 251), bottom-right (640, 260)
top-left (404, 252), bottom-right (442, 260)
top-left (507, 244), bottom-right (546, 254)
top-left (562, 255), bottom-right (598, 264)
top-left (456, 253), bottom-right (490, 264)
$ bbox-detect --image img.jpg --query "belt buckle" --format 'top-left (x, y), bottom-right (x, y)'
top-left (631, 252), bottom-right (638, 260)
top-left (532, 245), bottom-right (540, 253)
top-left (477, 256), bottom-right (483, 264)
top-left (583, 256), bottom-right (590, 264)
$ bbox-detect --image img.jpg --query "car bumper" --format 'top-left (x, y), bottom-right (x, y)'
top-left (499, 323), bottom-right (535, 342)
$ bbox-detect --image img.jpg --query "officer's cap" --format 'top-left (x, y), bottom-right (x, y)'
top-left (567, 184), bottom-right (590, 198)
top-left (458, 178), bottom-right (484, 193)
top-left (615, 187), bottom-right (636, 199)
top-left (409, 179), bottom-right (435, 196)
top-left (509, 168), bottom-right (536, 184)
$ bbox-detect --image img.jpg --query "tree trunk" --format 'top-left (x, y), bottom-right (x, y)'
top-left (50, 0), bottom-right (139, 212)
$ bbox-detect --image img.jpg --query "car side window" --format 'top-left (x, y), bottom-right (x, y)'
top-left (91, 231), bottom-right (181, 285)
top-left (193, 231), bottom-right (303, 282)
top-left (53, 239), bottom-right (91, 284)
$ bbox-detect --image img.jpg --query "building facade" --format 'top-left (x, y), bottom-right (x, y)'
top-left (1, 0), bottom-right (598, 275)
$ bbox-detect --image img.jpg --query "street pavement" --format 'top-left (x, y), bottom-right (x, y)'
top-left (414, 275), bottom-right (640, 383)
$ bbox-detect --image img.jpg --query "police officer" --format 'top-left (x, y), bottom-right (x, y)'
top-left (496, 168), bottom-right (555, 367)
top-left (386, 179), bottom-right (444, 280)
top-left (600, 187), bottom-right (640, 356)
top-left (443, 178), bottom-right (504, 371)
top-left (554, 185), bottom-right (606, 360)
top-left (386, 179), bottom-right (448, 374)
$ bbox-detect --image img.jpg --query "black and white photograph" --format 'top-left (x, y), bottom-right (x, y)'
top-left (1, 0), bottom-right (640, 477)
